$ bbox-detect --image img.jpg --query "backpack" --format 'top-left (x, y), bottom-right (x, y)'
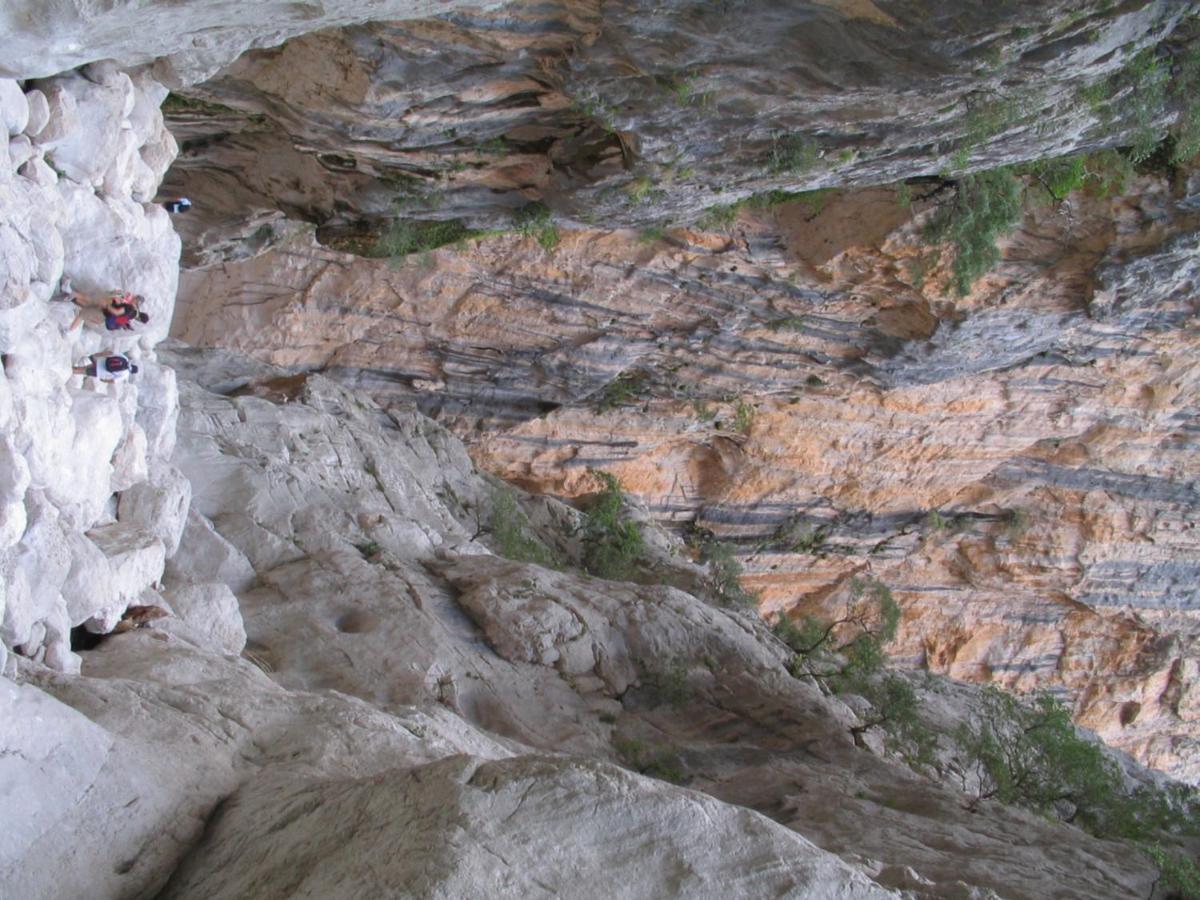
top-left (106, 312), bottom-right (134, 330)
top-left (105, 355), bottom-right (130, 373)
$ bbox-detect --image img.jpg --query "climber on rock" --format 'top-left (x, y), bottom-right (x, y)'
top-left (66, 281), bottom-right (149, 333)
top-left (72, 352), bottom-right (139, 383)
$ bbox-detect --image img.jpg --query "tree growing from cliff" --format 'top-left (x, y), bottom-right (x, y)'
top-left (581, 472), bottom-right (646, 580)
top-left (773, 577), bottom-right (900, 684)
top-left (954, 687), bottom-right (1200, 844)
top-left (924, 167), bottom-right (1023, 295)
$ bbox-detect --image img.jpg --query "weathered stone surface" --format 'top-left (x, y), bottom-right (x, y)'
top-left (0, 679), bottom-right (113, 868)
top-left (118, 464), bottom-right (191, 557)
top-left (83, 523), bottom-right (166, 633)
top-left (174, 167), bottom-right (1200, 784)
top-left (160, 0), bottom-right (1195, 257)
top-left (0, 1), bottom-right (508, 85)
top-left (164, 507), bottom-right (257, 593)
top-left (159, 755), bottom-right (891, 900)
top-left (160, 582), bottom-right (246, 655)
top-left (0, 79), bottom-right (29, 136)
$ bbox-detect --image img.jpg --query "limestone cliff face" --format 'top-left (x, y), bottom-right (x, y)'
top-left (161, 0), bottom-right (1198, 263)
top-left (2, 5), bottom-right (1200, 899)
top-left (173, 164), bottom-right (1200, 781)
top-left (0, 0), bottom-right (503, 84)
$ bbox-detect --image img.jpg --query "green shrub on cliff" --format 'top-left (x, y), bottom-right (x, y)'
top-left (955, 687), bottom-right (1200, 843)
top-left (774, 577), bottom-right (899, 684)
top-left (924, 167), bottom-right (1022, 295)
top-left (581, 472), bottom-right (646, 579)
top-left (487, 489), bottom-right (563, 569)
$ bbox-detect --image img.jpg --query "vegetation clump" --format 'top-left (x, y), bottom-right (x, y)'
top-left (695, 538), bottom-right (757, 607)
top-left (613, 735), bottom-right (687, 784)
top-left (487, 489), bottom-right (563, 569)
top-left (774, 578), bottom-right (931, 760)
top-left (513, 202), bottom-right (560, 250)
top-left (581, 472), bottom-right (646, 580)
top-left (954, 687), bottom-right (1200, 845)
top-left (369, 218), bottom-right (476, 258)
top-left (924, 167), bottom-right (1022, 295)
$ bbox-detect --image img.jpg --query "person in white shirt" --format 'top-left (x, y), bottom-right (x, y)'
top-left (73, 353), bottom-right (138, 383)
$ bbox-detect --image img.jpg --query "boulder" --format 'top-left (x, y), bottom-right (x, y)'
top-left (82, 522), bottom-right (166, 632)
top-left (161, 581), bottom-right (246, 654)
top-left (0, 79), bottom-right (29, 136)
top-left (7, 133), bottom-right (35, 171)
top-left (22, 88), bottom-right (49, 138)
top-left (38, 73), bottom-right (130, 187)
top-left (32, 84), bottom-right (79, 147)
top-left (0, 497), bottom-right (72, 649)
top-left (0, 434), bottom-right (31, 549)
top-left (118, 464), bottom-right (191, 556)
top-left (18, 155), bottom-right (58, 190)
top-left (164, 507), bottom-right (256, 593)
top-left (110, 421), bottom-right (149, 493)
top-left (0, 680), bottom-right (113, 868)
top-left (61, 530), bottom-right (116, 626)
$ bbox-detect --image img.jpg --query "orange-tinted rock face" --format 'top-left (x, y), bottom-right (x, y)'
top-left (175, 171), bottom-right (1200, 781)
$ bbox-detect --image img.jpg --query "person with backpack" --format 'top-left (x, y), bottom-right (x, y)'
top-left (72, 352), bottom-right (139, 383)
top-left (67, 284), bottom-right (150, 333)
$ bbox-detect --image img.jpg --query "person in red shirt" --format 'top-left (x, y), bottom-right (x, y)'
top-left (69, 288), bottom-right (150, 332)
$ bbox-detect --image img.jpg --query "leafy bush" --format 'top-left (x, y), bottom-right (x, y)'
top-left (924, 167), bottom-right (1022, 295)
top-left (768, 134), bottom-right (821, 174)
top-left (488, 489), bottom-right (563, 568)
top-left (613, 735), bottom-right (687, 784)
top-left (1147, 845), bottom-right (1200, 899)
top-left (581, 472), bottom-right (646, 579)
top-left (955, 688), bottom-right (1200, 842)
top-left (513, 202), bottom-right (560, 250)
top-left (733, 400), bottom-right (755, 434)
top-left (369, 218), bottom-right (475, 258)
top-left (595, 371), bottom-right (648, 412)
top-left (695, 538), bottom-right (757, 607)
top-left (774, 577), bottom-right (899, 684)
top-left (641, 657), bottom-right (691, 706)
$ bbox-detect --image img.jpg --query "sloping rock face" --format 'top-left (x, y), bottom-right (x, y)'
top-left (160, 0), bottom-right (1196, 260)
top-left (5, 349), bottom-right (1161, 899)
top-left (0, 0), bottom-right (503, 85)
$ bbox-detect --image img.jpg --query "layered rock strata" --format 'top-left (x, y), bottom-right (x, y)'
top-left (174, 167), bottom-right (1200, 782)
top-left (160, 0), bottom-right (1199, 260)
top-left (5, 348), bottom-right (1165, 898)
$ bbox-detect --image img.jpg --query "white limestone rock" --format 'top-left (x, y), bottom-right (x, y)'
top-left (54, 388), bottom-right (125, 525)
top-left (83, 522), bottom-right (166, 632)
top-left (134, 358), bottom-right (178, 461)
top-left (0, 680), bottom-right (113, 868)
top-left (158, 754), bottom-right (892, 900)
top-left (22, 88), bottom-right (49, 138)
top-left (164, 508), bottom-right (256, 593)
top-left (0, 496), bottom-right (72, 649)
top-left (18, 155), bottom-right (58, 190)
top-left (58, 184), bottom-right (180, 346)
top-left (0, 1), bottom-right (507, 85)
top-left (0, 79), bottom-right (29, 136)
top-left (32, 84), bottom-right (79, 147)
top-left (110, 421), bottom-right (149, 492)
top-left (0, 434), bottom-right (31, 549)
top-left (161, 582), bottom-right (246, 654)
top-left (118, 464), bottom-right (191, 557)
top-left (7, 133), bottom-right (35, 171)
top-left (36, 72), bottom-right (131, 187)
top-left (61, 530), bottom-right (116, 627)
